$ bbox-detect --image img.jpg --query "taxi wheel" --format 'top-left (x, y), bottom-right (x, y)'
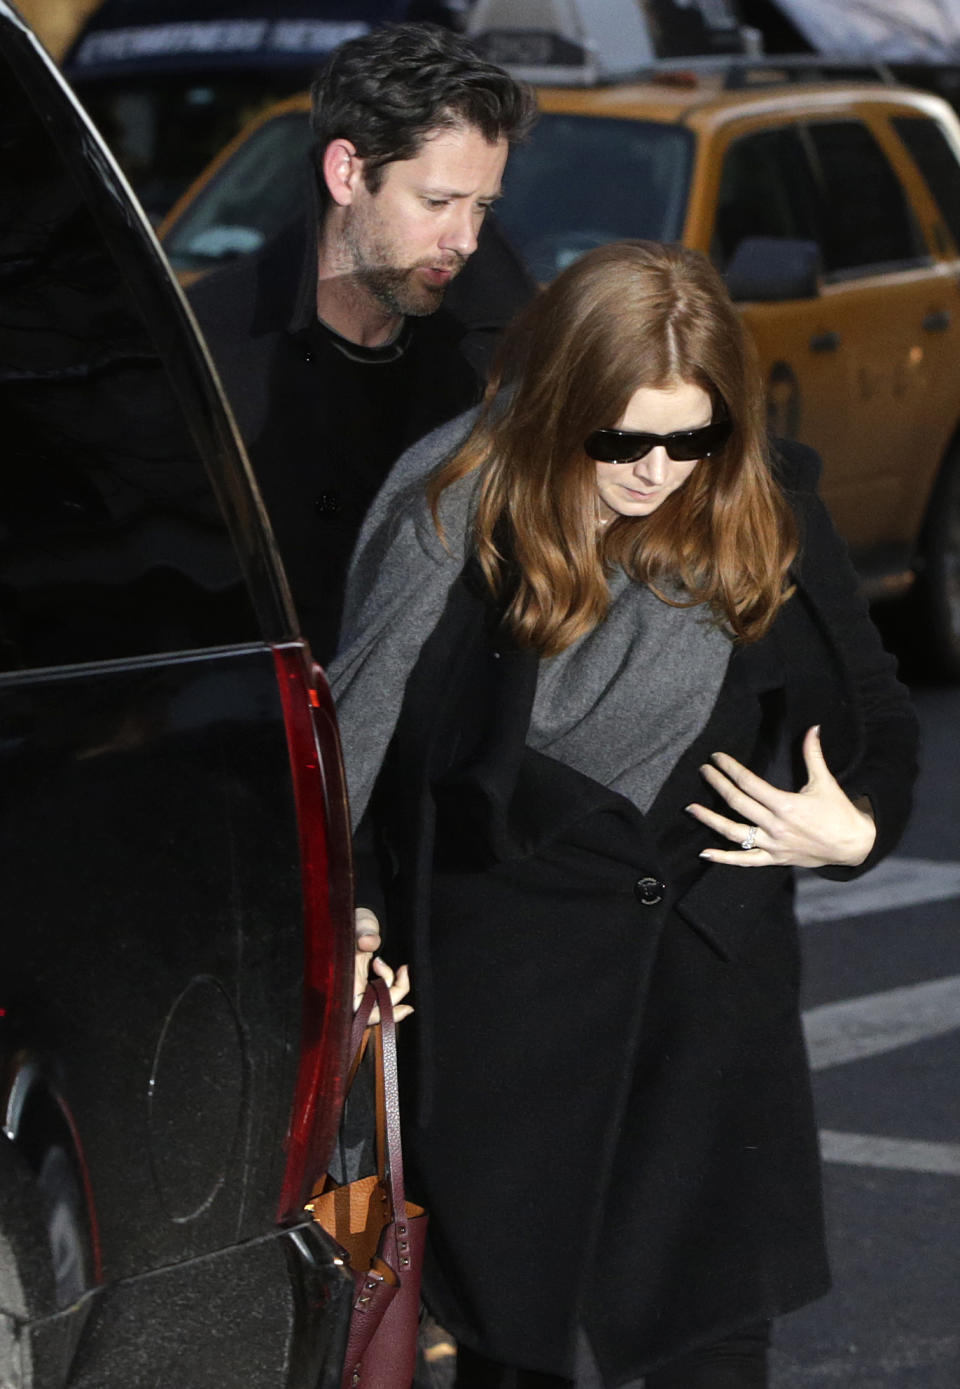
top-left (915, 447), bottom-right (960, 680)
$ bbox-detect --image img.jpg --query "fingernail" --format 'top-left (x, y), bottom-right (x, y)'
top-left (699, 850), bottom-right (715, 860)
top-left (814, 724), bottom-right (821, 737)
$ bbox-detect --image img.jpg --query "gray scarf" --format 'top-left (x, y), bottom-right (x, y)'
top-left (329, 409), bottom-right (731, 828)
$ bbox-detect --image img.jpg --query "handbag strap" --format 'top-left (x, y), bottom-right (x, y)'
top-left (350, 982), bottom-right (378, 1059)
top-left (347, 976), bottom-right (408, 1223)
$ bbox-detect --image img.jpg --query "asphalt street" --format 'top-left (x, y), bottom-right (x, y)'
top-left (773, 679), bottom-right (960, 1387)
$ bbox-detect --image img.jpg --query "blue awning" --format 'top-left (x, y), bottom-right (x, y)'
top-left (65, 0), bottom-right (411, 77)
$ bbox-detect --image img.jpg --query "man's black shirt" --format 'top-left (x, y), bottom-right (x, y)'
top-left (189, 208), bottom-right (524, 663)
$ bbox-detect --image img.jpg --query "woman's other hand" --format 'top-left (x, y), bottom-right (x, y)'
top-left (687, 725), bottom-right (877, 869)
top-left (353, 907), bottom-right (413, 1021)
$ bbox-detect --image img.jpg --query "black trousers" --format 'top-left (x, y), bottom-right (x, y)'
top-left (454, 1322), bottom-right (771, 1389)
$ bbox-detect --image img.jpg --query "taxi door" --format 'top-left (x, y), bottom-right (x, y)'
top-left (691, 118), bottom-right (863, 510)
top-left (692, 108), bottom-right (960, 583)
top-left (798, 112), bottom-right (960, 576)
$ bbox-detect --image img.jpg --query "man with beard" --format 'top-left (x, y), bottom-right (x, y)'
top-left (191, 24), bottom-right (535, 664)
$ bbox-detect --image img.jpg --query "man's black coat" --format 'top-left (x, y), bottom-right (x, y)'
top-left (358, 441), bottom-right (918, 1382)
top-left (189, 204), bottom-right (534, 663)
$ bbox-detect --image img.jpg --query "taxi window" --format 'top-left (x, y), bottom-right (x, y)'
top-left (164, 111), bottom-right (313, 273)
top-left (891, 114), bottom-right (960, 250)
top-left (495, 113), bottom-right (693, 282)
top-left (804, 120), bottom-right (924, 276)
top-left (712, 126), bottom-right (821, 269)
top-left (76, 79), bottom-right (307, 225)
top-left (0, 47), bottom-right (261, 674)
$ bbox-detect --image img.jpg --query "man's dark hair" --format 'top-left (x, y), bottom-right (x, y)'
top-left (310, 23), bottom-right (536, 207)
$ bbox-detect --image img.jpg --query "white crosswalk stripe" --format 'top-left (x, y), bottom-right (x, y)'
top-left (804, 975), bottom-right (960, 1070)
top-left (795, 847), bottom-right (960, 1171)
top-left (793, 858), bottom-right (960, 1173)
top-left (796, 855), bottom-right (960, 924)
top-left (819, 1130), bottom-right (960, 1176)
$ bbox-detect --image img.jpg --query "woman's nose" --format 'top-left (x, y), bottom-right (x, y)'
top-left (633, 446), bottom-right (669, 484)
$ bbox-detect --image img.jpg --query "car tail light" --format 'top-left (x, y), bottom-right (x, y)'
top-left (272, 643), bottom-right (354, 1220)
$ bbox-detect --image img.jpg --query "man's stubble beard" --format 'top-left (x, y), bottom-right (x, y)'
top-left (356, 263), bottom-right (446, 318)
top-left (343, 213), bottom-right (464, 318)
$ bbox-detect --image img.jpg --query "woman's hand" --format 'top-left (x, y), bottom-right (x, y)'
top-left (353, 907), bottom-right (413, 1022)
top-left (686, 725), bottom-right (877, 869)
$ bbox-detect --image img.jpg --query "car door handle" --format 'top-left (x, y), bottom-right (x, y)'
top-left (809, 331), bottom-right (841, 353)
top-left (922, 309), bottom-right (951, 332)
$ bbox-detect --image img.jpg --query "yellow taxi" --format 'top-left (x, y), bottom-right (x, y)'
top-left (161, 72), bottom-right (960, 676)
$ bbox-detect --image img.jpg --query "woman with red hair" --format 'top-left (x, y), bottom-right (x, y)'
top-left (332, 241), bottom-right (917, 1388)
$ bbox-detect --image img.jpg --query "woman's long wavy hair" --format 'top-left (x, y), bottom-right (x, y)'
top-left (428, 241), bottom-right (797, 655)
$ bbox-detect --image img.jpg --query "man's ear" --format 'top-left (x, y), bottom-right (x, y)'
top-left (322, 138), bottom-right (362, 207)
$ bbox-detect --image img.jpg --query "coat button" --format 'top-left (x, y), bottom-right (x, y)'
top-left (315, 491), bottom-right (341, 515)
top-left (634, 876), bottom-right (665, 906)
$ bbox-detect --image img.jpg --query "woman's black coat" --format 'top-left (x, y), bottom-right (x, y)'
top-left (356, 440), bottom-right (918, 1385)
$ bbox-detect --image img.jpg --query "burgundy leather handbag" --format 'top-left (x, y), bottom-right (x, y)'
top-left (309, 976), bottom-right (428, 1389)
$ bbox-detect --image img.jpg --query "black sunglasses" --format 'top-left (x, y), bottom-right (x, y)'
top-left (584, 417), bottom-right (732, 464)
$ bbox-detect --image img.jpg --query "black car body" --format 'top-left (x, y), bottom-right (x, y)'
top-left (0, 4), bottom-right (356, 1384)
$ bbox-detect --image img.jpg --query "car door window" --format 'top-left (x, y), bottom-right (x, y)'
top-left (711, 125), bottom-right (822, 269)
top-left (891, 113), bottom-right (960, 249)
top-left (804, 119), bottom-right (925, 277)
top-left (0, 47), bottom-right (262, 674)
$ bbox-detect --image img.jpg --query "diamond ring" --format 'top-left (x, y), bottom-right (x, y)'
top-left (740, 826), bottom-right (760, 851)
